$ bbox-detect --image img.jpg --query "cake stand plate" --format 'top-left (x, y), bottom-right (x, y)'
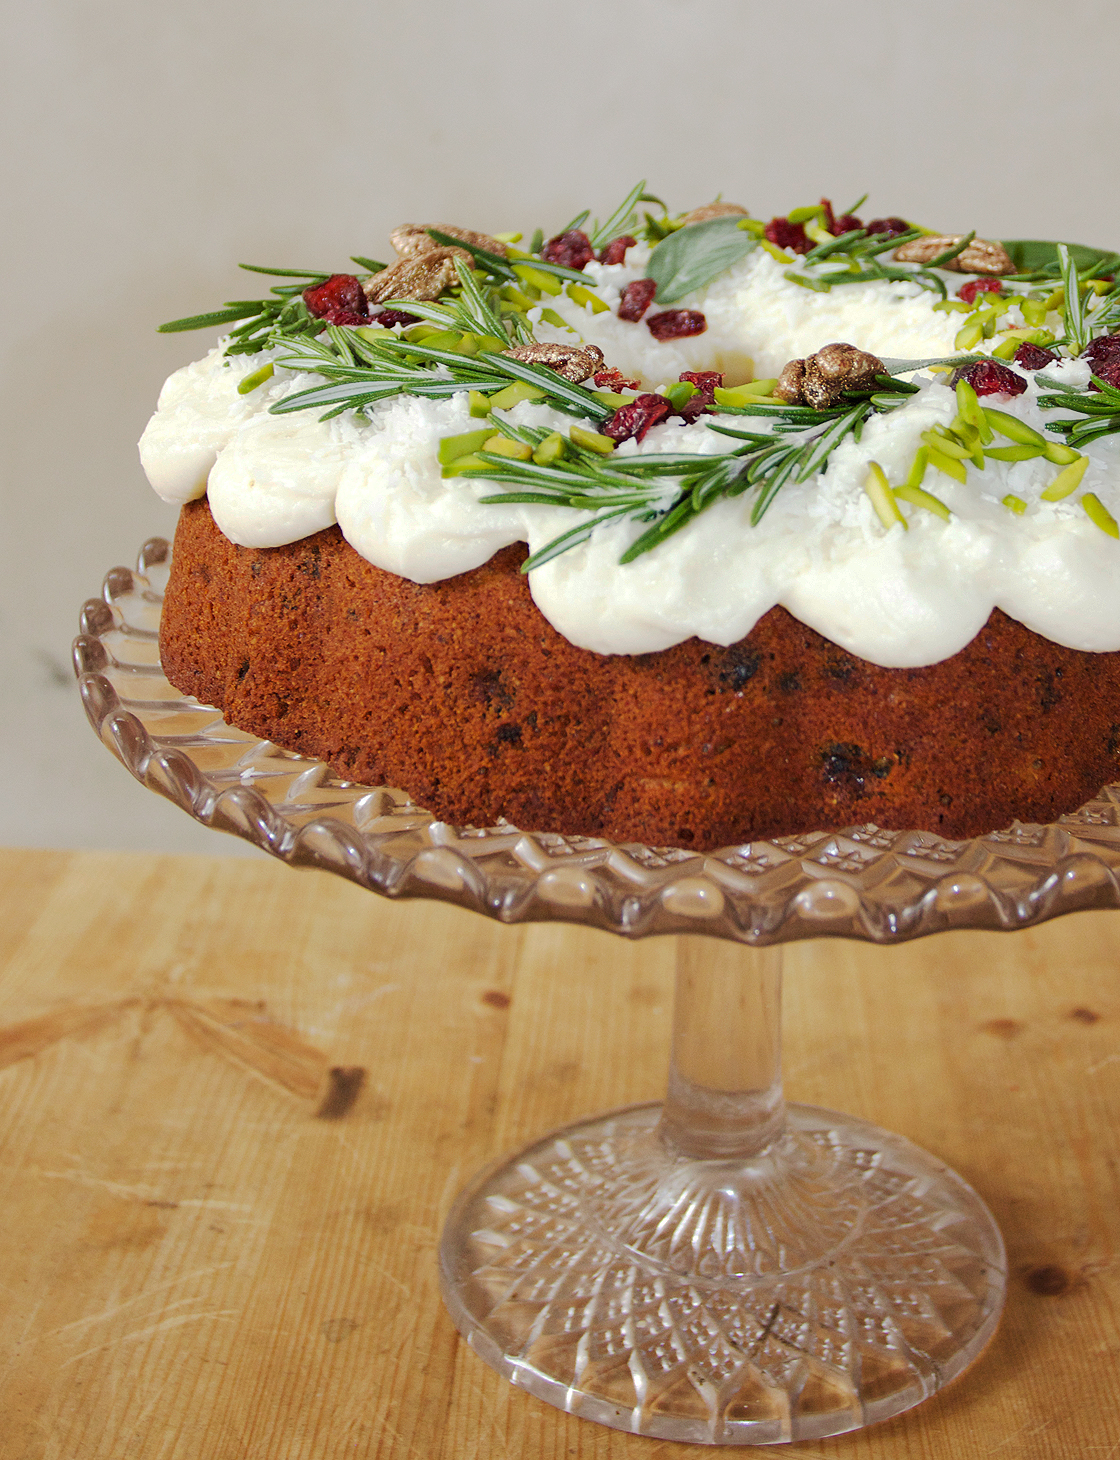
top-left (73, 537), bottom-right (1120, 1444)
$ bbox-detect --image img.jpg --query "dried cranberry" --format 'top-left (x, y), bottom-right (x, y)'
top-left (1013, 341), bottom-right (1058, 370)
top-left (766, 217), bottom-right (811, 254)
top-left (951, 359), bottom-right (1027, 397)
top-left (618, 278), bottom-right (658, 322)
top-left (602, 393), bottom-right (673, 444)
top-left (373, 308), bottom-right (421, 328)
top-left (1091, 358), bottom-right (1120, 391)
top-left (593, 367), bottom-right (640, 391)
top-left (599, 235), bottom-right (636, 266)
top-left (819, 198), bottom-right (838, 234)
top-left (303, 274), bottom-right (369, 325)
top-left (959, 279), bottom-right (1003, 304)
top-left (1082, 332), bottom-right (1120, 367)
top-left (541, 229), bottom-right (593, 271)
top-left (647, 310), bottom-right (707, 340)
top-left (679, 370), bottom-right (723, 401)
top-left (864, 217), bottom-right (910, 238)
top-left (833, 214), bottom-right (863, 235)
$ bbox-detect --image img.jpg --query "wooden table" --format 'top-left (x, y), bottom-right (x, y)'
top-left (1, 846), bottom-right (1118, 1458)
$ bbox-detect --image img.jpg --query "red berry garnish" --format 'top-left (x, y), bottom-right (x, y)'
top-left (618, 278), bottom-right (658, 322)
top-left (602, 393), bottom-right (673, 444)
top-left (951, 359), bottom-right (1027, 397)
top-left (833, 213), bottom-right (863, 235)
top-left (765, 217), bottom-right (811, 254)
top-left (958, 279), bottom-right (1003, 304)
top-left (598, 235), bottom-right (636, 266)
top-left (302, 274), bottom-right (369, 325)
top-left (819, 198), bottom-right (837, 235)
top-left (593, 367), bottom-right (640, 391)
top-left (1013, 341), bottom-right (1058, 371)
top-left (863, 217), bottom-right (910, 238)
top-left (541, 229), bottom-right (593, 271)
top-left (373, 308), bottom-right (421, 328)
top-left (675, 370), bottom-right (723, 420)
top-left (647, 310), bottom-right (707, 341)
top-left (1090, 358), bottom-right (1120, 391)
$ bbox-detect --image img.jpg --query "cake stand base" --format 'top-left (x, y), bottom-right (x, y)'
top-left (439, 1103), bottom-right (1005, 1445)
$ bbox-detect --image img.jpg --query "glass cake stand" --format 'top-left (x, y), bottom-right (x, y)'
top-left (74, 537), bottom-right (1120, 1445)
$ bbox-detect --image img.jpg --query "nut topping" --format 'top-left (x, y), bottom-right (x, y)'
top-left (364, 249), bottom-right (467, 303)
top-left (774, 342), bottom-right (885, 409)
top-left (501, 342), bottom-right (605, 383)
top-left (892, 234), bottom-right (1015, 276)
top-left (390, 223), bottom-right (508, 260)
top-left (678, 202), bottom-right (749, 228)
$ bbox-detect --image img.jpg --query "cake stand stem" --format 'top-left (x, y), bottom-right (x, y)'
top-left (661, 939), bottom-right (783, 1160)
top-left (439, 935), bottom-right (1007, 1444)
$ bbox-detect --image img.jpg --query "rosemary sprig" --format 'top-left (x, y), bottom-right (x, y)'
top-left (159, 264), bottom-right (335, 356)
top-left (1059, 243), bottom-right (1089, 354)
top-left (468, 379), bottom-right (918, 568)
top-left (1036, 373), bottom-right (1120, 449)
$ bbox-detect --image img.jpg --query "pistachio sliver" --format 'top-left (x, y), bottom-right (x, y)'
top-left (980, 407), bottom-right (1046, 447)
top-left (566, 282), bottom-right (609, 314)
top-left (438, 428), bottom-right (494, 466)
top-left (532, 432), bottom-right (566, 467)
top-left (894, 482), bottom-right (951, 521)
top-left (954, 320), bottom-right (985, 351)
top-left (468, 390), bottom-right (493, 418)
top-left (1002, 494), bottom-right (1028, 515)
top-left (488, 380), bottom-right (549, 410)
top-left (986, 444), bottom-right (1045, 462)
top-left (482, 434), bottom-right (533, 461)
top-left (512, 263), bottom-right (562, 297)
top-left (538, 307), bottom-right (575, 333)
top-left (864, 462), bottom-right (907, 530)
top-left (569, 425), bottom-right (616, 456)
top-left (713, 381), bottom-right (779, 407)
top-left (1082, 492), bottom-right (1120, 538)
top-left (926, 446), bottom-right (968, 483)
top-left (903, 446), bottom-right (929, 491)
top-left (441, 453), bottom-right (487, 478)
top-left (921, 429), bottom-right (971, 460)
top-left (1042, 441), bottom-right (1082, 466)
top-left (1040, 455), bottom-right (1090, 501)
top-left (237, 362), bottom-right (275, 395)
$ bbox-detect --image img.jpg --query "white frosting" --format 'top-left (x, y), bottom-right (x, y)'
top-left (139, 247), bottom-right (1120, 668)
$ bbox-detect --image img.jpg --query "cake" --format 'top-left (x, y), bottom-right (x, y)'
top-left (141, 189), bottom-right (1120, 850)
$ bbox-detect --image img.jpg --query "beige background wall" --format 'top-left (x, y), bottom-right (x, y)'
top-left (3, 0), bottom-right (1117, 854)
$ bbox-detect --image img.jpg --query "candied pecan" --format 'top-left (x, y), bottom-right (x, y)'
top-left (390, 223), bottom-right (507, 260)
top-left (893, 234), bottom-right (1015, 276)
top-left (774, 359), bottom-right (806, 404)
top-left (766, 217), bottom-right (811, 254)
top-left (1013, 341), bottom-right (1058, 371)
top-left (372, 308), bottom-right (421, 328)
top-left (864, 217), bottom-right (910, 238)
top-left (602, 393), bottom-right (673, 444)
top-left (648, 310), bottom-right (706, 340)
top-left (364, 249), bottom-right (467, 303)
top-left (618, 278), bottom-right (658, 322)
top-left (959, 278), bottom-right (1003, 304)
top-left (303, 274), bottom-right (369, 326)
top-left (678, 202), bottom-right (749, 228)
top-left (775, 342), bottom-right (884, 409)
top-left (501, 342), bottom-right (604, 383)
top-left (541, 229), bottom-right (594, 271)
top-left (598, 235), bottom-right (637, 265)
top-left (594, 367), bottom-right (640, 391)
top-left (949, 359), bottom-right (1027, 397)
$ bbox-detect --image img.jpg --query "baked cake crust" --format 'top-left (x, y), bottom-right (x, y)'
top-left (160, 500), bottom-right (1120, 850)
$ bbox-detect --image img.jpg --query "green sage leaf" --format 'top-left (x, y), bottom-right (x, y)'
top-left (645, 217), bottom-right (758, 305)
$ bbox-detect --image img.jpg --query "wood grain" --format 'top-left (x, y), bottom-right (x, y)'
top-left (0, 846), bottom-right (1118, 1459)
